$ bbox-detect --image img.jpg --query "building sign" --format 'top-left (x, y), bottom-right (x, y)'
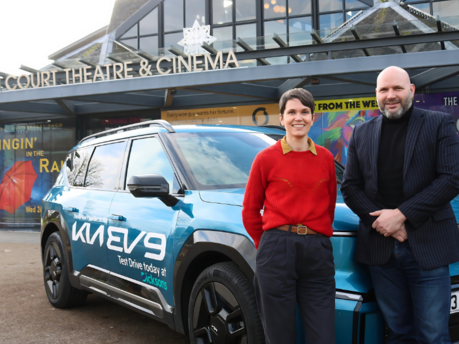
top-left (161, 103), bottom-right (281, 126)
top-left (6, 20), bottom-right (238, 91)
top-left (5, 52), bottom-right (239, 90)
top-left (178, 20), bottom-right (217, 55)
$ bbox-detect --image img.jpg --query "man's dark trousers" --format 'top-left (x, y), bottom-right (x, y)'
top-left (369, 240), bottom-right (451, 343)
top-left (253, 228), bottom-right (335, 344)
top-left (341, 108), bottom-right (459, 344)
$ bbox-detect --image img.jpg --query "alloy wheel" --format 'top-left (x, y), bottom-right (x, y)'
top-left (44, 241), bottom-right (63, 299)
top-left (192, 282), bottom-right (247, 344)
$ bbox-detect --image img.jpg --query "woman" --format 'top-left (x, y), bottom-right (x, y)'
top-left (242, 88), bottom-right (337, 344)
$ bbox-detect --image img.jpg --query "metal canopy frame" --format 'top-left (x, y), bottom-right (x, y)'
top-left (1, 29), bottom-right (459, 120)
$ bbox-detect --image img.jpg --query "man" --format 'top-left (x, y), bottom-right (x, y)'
top-left (341, 66), bottom-right (459, 343)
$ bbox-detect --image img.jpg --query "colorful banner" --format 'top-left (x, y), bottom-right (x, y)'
top-left (414, 92), bottom-right (459, 131)
top-left (310, 97), bottom-right (380, 165)
top-left (0, 119), bottom-right (75, 227)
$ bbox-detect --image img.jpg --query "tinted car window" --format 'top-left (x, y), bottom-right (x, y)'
top-left (85, 142), bottom-right (125, 189)
top-left (169, 132), bottom-right (280, 190)
top-left (66, 147), bottom-right (92, 187)
top-left (125, 137), bottom-right (179, 192)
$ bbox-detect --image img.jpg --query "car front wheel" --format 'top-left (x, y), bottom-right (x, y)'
top-left (188, 262), bottom-right (264, 344)
top-left (43, 232), bottom-right (87, 308)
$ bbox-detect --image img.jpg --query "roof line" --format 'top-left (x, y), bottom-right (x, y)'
top-left (48, 26), bottom-right (108, 60)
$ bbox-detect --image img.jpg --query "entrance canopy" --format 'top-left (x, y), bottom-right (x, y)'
top-left (1, 4), bottom-right (459, 122)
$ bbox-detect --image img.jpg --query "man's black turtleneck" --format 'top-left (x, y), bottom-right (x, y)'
top-left (377, 104), bottom-right (414, 209)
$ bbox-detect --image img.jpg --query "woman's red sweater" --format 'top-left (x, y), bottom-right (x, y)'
top-left (242, 139), bottom-right (337, 248)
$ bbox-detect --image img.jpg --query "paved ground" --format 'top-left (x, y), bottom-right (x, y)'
top-left (0, 231), bottom-right (190, 343)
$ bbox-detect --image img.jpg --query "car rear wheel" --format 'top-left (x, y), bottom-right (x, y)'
top-left (188, 262), bottom-right (264, 344)
top-left (43, 232), bottom-right (87, 308)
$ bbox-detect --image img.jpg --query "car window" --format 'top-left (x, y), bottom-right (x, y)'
top-left (85, 142), bottom-right (125, 189)
top-left (66, 147), bottom-right (92, 187)
top-left (124, 137), bottom-right (179, 193)
top-left (169, 132), bottom-right (280, 190)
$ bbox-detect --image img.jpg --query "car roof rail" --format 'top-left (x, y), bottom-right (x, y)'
top-left (79, 120), bottom-right (175, 144)
top-left (258, 125), bottom-right (285, 131)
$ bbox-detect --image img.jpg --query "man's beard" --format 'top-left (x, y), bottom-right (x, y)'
top-left (379, 96), bottom-right (412, 120)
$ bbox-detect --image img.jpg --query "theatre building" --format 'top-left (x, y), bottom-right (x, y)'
top-left (0, 0), bottom-right (458, 227)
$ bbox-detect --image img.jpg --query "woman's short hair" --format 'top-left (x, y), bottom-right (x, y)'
top-left (279, 88), bottom-right (315, 116)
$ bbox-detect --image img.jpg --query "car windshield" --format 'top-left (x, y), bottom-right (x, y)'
top-left (168, 132), bottom-right (283, 190)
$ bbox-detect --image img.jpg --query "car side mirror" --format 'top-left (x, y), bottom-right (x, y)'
top-left (127, 174), bottom-right (179, 207)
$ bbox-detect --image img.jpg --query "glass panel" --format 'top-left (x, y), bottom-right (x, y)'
top-left (264, 0), bottom-right (287, 19)
top-left (433, 0), bottom-right (459, 19)
top-left (345, 10), bottom-right (361, 20)
top-left (170, 132), bottom-right (278, 189)
top-left (125, 137), bottom-right (177, 192)
top-left (288, 0), bottom-right (312, 15)
top-left (85, 142), bottom-right (125, 189)
top-left (345, 0), bottom-right (369, 9)
top-left (236, 0), bottom-right (256, 21)
top-left (164, 32), bottom-right (184, 48)
top-left (120, 24), bottom-right (137, 39)
top-left (120, 38), bottom-right (138, 50)
top-left (139, 8), bottom-right (158, 35)
top-left (213, 26), bottom-right (233, 41)
top-left (213, 0), bottom-right (233, 24)
top-left (409, 2), bottom-right (430, 12)
top-left (140, 36), bottom-right (159, 54)
top-left (264, 19), bottom-right (287, 35)
top-left (66, 148), bottom-right (92, 187)
top-left (186, 0), bottom-right (206, 26)
top-left (319, 13), bottom-right (344, 33)
top-left (319, 0), bottom-right (343, 12)
top-left (264, 20), bottom-right (288, 64)
top-left (236, 23), bottom-right (256, 38)
top-left (164, 0), bottom-right (184, 31)
top-left (289, 16), bottom-right (312, 33)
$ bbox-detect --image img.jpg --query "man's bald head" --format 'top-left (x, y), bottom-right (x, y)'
top-left (376, 66), bottom-right (415, 120)
top-left (377, 66), bottom-right (411, 88)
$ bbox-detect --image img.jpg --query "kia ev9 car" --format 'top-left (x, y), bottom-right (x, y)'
top-left (41, 120), bottom-right (459, 343)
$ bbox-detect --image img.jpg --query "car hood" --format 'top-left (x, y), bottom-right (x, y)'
top-left (199, 188), bottom-right (245, 206)
top-left (198, 188), bottom-right (359, 232)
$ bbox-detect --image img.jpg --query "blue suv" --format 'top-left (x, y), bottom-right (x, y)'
top-left (41, 120), bottom-right (459, 343)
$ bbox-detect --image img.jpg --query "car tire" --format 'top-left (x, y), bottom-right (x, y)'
top-left (188, 262), bottom-right (264, 344)
top-left (43, 232), bottom-right (87, 308)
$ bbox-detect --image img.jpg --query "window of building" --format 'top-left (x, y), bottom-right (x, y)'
top-left (186, 0), bottom-right (206, 26)
top-left (318, 0), bottom-right (369, 35)
top-left (263, 0), bottom-right (313, 47)
top-left (212, 0), bottom-right (257, 41)
top-left (85, 142), bottom-right (126, 189)
top-left (119, 8), bottom-right (160, 52)
top-left (164, 0), bottom-right (184, 32)
top-left (125, 137), bottom-right (180, 193)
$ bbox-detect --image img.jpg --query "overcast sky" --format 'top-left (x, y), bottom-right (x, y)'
top-left (0, 0), bottom-right (117, 76)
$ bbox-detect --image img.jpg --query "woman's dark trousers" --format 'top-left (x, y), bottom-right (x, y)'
top-left (254, 228), bottom-right (336, 344)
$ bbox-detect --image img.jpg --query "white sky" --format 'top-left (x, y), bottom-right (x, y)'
top-left (0, 0), bottom-right (117, 76)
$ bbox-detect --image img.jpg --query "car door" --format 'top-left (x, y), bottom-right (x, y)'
top-left (62, 141), bottom-right (126, 272)
top-left (107, 135), bottom-right (182, 306)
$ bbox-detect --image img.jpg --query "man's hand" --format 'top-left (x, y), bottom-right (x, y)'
top-left (392, 223), bottom-right (408, 242)
top-left (370, 208), bottom-right (407, 237)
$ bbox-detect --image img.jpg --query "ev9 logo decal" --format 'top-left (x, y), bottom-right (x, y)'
top-left (72, 222), bottom-right (166, 261)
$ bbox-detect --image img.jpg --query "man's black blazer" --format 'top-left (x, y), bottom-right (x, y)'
top-left (341, 107), bottom-right (459, 269)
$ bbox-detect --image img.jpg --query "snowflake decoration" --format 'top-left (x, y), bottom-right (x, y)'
top-left (177, 20), bottom-right (217, 55)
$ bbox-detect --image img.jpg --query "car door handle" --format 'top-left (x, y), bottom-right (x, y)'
top-left (109, 214), bottom-right (126, 221)
top-left (63, 207), bottom-right (79, 213)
